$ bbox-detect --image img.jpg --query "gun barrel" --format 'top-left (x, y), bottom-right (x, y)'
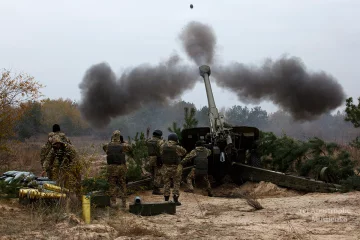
top-left (199, 65), bottom-right (222, 133)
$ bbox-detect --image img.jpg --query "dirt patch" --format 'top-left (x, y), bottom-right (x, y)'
top-left (1, 185), bottom-right (360, 239)
top-left (213, 181), bottom-right (301, 199)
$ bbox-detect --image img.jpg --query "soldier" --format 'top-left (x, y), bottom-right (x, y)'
top-left (103, 130), bottom-right (132, 209)
top-left (40, 124), bottom-right (71, 177)
top-left (146, 129), bottom-right (165, 195)
top-left (160, 133), bottom-right (187, 205)
top-left (43, 134), bottom-right (82, 196)
top-left (181, 140), bottom-right (213, 197)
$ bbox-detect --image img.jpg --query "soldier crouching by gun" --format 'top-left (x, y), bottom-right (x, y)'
top-left (146, 129), bottom-right (165, 195)
top-left (159, 133), bottom-right (187, 206)
top-left (103, 130), bottom-right (132, 209)
top-left (181, 140), bottom-right (213, 197)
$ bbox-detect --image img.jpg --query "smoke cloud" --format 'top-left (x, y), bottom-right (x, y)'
top-left (79, 20), bottom-right (346, 128)
top-left (212, 56), bottom-right (345, 121)
top-left (79, 55), bottom-right (197, 128)
top-left (179, 21), bottom-right (217, 65)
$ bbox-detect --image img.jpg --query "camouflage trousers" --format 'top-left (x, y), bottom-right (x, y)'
top-left (107, 164), bottom-right (127, 206)
top-left (186, 168), bottom-right (212, 193)
top-left (162, 164), bottom-right (182, 197)
top-left (149, 156), bottom-right (163, 188)
top-left (53, 164), bottom-right (82, 196)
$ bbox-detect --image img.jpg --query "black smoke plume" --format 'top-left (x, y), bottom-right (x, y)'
top-left (79, 55), bottom-right (197, 128)
top-left (179, 21), bottom-right (217, 65)
top-left (212, 56), bottom-right (345, 121)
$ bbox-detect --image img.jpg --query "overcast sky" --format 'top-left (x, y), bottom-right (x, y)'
top-left (1, 0), bottom-right (359, 115)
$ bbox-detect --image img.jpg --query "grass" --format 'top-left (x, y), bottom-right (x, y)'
top-left (108, 220), bottom-right (167, 238)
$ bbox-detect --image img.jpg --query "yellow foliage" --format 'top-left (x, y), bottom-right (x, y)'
top-left (0, 69), bottom-right (44, 152)
top-left (40, 98), bottom-right (90, 132)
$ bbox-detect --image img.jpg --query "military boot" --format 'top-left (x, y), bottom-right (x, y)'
top-left (164, 196), bottom-right (169, 201)
top-left (152, 187), bottom-right (162, 195)
top-left (207, 190), bottom-right (213, 197)
top-left (173, 195), bottom-right (181, 206)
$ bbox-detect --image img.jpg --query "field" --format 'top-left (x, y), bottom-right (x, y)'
top-left (1, 137), bottom-right (360, 239)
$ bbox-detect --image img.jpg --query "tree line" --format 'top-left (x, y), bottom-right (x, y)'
top-left (2, 68), bottom-right (360, 148)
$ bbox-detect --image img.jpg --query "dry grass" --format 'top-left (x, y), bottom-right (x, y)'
top-left (108, 218), bottom-right (167, 238)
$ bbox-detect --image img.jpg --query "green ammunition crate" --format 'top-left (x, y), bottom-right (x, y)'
top-left (129, 201), bottom-right (176, 216)
top-left (88, 191), bottom-right (110, 208)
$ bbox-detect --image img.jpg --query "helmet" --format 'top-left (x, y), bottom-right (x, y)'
top-left (111, 130), bottom-right (121, 142)
top-left (153, 129), bottom-right (163, 137)
top-left (168, 133), bottom-right (178, 142)
top-left (52, 124), bottom-right (60, 132)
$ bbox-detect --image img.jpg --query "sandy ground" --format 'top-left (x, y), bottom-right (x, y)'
top-left (1, 182), bottom-right (360, 240)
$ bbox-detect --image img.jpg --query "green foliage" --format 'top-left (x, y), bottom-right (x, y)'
top-left (225, 105), bottom-right (268, 128)
top-left (168, 122), bottom-right (182, 140)
top-left (81, 178), bottom-right (109, 194)
top-left (168, 107), bottom-right (199, 141)
top-left (126, 132), bottom-right (148, 182)
top-left (340, 175), bottom-right (360, 192)
top-left (183, 107), bottom-right (198, 129)
top-left (345, 97), bottom-right (360, 128)
top-left (349, 136), bottom-right (360, 149)
top-left (0, 179), bottom-right (23, 199)
top-left (257, 132), bottom-right (357, 184)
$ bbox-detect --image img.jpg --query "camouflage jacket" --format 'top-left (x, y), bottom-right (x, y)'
top-left (43, 143), bottom-right (78, 171)
top-left (145, 136), bottom-right (165, 157)
top-left (40, 132), bottom-right (71, 167)
top-left (103, 130), bottom-right (132, 154)
top-left (159, 140), bottom-right (187, 160)
top-left (181, 146), bottom-right (211, 166)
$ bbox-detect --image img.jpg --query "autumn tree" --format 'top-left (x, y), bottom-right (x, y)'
top-left (15, 101), bottom-right (42, 141)
top-left (0, 69), bottom-right (43, 152)
top-left (40, 98), bottom-right (91, 135)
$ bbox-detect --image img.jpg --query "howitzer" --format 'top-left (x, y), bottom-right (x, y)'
top-left (179, 65), bottom-right (343, 192)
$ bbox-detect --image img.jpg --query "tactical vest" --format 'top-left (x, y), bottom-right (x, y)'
top-left (194, 149), bottom-right (208, 174)
top-left (146, 139), bottom-right (159, 156)
top-left (107, 142), bottom-right (126, 165)
top-left (161, 143), bottom-right (180, 165)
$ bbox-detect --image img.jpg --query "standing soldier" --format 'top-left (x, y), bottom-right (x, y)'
top-left (40, 124), bottom-right (71, 177)
top-left (43, 134), bottom-right (82, 197)
top-left (181, 140), bottom-right (213, 197)
top-left (146, 129), bottom-right (165, 195)
top-left (103, 130), bottom-right (132, 209)
top-left (160, 133), bottom-right (187, 205)
top-left (146, 130), bottom-right (164, 192)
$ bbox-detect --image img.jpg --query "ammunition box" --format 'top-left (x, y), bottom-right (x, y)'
top-left (129, 202), bottom-right (176, 216)
top-left (87, 191), bottom-right (110, 208)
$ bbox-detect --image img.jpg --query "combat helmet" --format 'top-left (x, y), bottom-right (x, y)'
top-left (153, 129), bottom-right (163, 137)
top-left (168, 133), bottom-right (178, 142)
top-left (111, 130), bottom-right (121, 142)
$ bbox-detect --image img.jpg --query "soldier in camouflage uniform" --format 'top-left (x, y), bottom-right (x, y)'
top-left (40, 124), bottom-right (71, 178)
top-left (103, 130), bottom-right (132, 209)
top-left (160, 133), bottom-right (187, 205)
top-left (146, 129), bottom-right (165, 195)
top-left (181, 140), bottom-right (213, 197)
top-left (43, 134), bottom-right (82, 196)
